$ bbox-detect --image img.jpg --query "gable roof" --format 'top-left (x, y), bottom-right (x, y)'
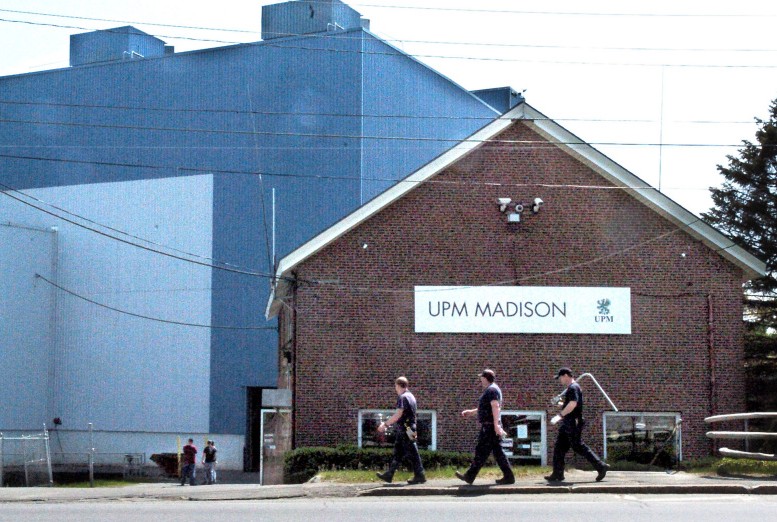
top-left (266, 102), bottom-right (767, 319)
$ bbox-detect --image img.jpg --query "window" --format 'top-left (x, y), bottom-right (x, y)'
top-left (358, 410), bottom-right (437, 450)
top-left (603, 412), bottom-right (682, 467)
top-left (500, 411), bottom-right (548, 466)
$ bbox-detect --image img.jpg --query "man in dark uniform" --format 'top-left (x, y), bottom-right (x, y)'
top-left (376, 376), bottom-right (427, 484)
top-left (455, 369), bottom-right (515, 485)
top-left (545, 367), bottom-right (609, 482)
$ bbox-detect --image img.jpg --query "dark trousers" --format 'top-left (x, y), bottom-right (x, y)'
top-left (552, 419), bottom-right (603, 477)
top-left (386, 431), bottom-right (425, 478)
top-left (464, 425), bottom-right (515, 481)
top-left (180, 462), bottom-right (196, 485)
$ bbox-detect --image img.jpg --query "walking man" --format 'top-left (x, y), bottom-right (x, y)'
top-left (180, 438), bottom-right (197, 486)
top-left (202, 440), bottom-right (217, 485)
top-left (455, 369), bottom-right (515, 485)
top-left (376, 376), bottom-right (427, 485)
top-left (545, 368), bottom-right (609, 482)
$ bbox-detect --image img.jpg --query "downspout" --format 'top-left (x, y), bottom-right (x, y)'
top-left (707, 294), bottom-right (717, 416)
top-left (707, 293), bottom-right (717, 454)
top-left (290, 272), bottom-right (299, 450)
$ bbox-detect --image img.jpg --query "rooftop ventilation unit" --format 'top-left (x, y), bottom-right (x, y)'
top-left (261, 0), bottom-right (368, 40)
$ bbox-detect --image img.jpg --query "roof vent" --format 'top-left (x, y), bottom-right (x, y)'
top-left (261, 0), bottom-right (368, 40)
top-left (70, 26), bottom-right (167, 67)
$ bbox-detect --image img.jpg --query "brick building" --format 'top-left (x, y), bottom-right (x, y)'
top-left (266, 102), bottom-right (766, 466)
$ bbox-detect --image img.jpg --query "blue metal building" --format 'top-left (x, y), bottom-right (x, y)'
top-left (0, 0), bottom-right (516, 470)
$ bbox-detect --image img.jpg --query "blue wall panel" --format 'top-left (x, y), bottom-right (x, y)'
top-left (360, 36), bottom-right (499, 201)
top-left (0, 23), bottom-right (497, 436)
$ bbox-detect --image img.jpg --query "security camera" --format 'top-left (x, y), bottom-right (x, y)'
top-left (531, 197), bottom-right (544, 213)
top-left (497, 197), bottom-right (512, 213)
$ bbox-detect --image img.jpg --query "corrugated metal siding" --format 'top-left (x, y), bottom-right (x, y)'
top-left (360, 33), bottom-right (500, 200)
top-left (0, 23), bottom-right (498, 436)
top-left (70, 27), bottom-right (166, 67)
top-left (1, 177), bottom-right (214, 432)
top-left (262, 0), bottom-right (362, 39)
top-left (0, 223), bottom-right (56, 430)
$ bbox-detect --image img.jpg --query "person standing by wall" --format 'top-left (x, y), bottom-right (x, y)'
top-left (180, 438), bottom-right (197, 486)
top-left (546, 368), bottom-right (609, 483)
top-left (376, 376), bottom-right (427, 485)
top-left (202, 440), bottom-right (217, 485)
top-left (456, 369), bottom-right (515, 485)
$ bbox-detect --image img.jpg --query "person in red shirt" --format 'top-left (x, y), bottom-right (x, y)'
top-left (180, 438), bottom-right (197, 486)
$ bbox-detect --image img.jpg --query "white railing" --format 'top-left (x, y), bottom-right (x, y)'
top-left (705, 412), bottom-right (777, 460)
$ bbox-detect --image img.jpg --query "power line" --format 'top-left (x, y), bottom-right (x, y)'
top-left (0, 99), bottom-right (760, 125)
top-left (280, 215), bottom-right (735, 299)
top-left (0, 181), bottom-right (280, 280)
top-left (35, 273), bottom-right (275, 330)
top-left (3, 17), bottom-right (777, 69)
top-left (0, 7), bottom-right (256, 33)
top-left (0, 152), bottom-right (723, 192)
top-left (5, 2), bottom-right (777, 22)
top-left (0, 118), bottom-right (753, 147)
top-left (350, 2), bottom-right (777, 18)
top-left (4, 7), bottom-right (777, 53)
top-left (2, 169), bottom-right (747, 300)
top-left (0, 174), bottom-right (273, 273)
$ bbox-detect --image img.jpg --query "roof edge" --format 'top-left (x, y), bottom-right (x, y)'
top-left (265, 103), bottom-right (525, 318)
top-left (520, 103), bottom-right (767, 281)
top-left (266, 101), bottom-right (767, 318)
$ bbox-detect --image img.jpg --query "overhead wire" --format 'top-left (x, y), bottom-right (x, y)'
top-left (0, 152), bottom-right (727, 192)
top-left (34, 273), bottom-right (275, 329)
top-left (1, 168), bottom-right (744, 298)
top-left (347, 2), bottom-right (777, 18)
top-left (0, 117), bottom-right (753, 148)
top-left (0, 180), bottom-right (280, 280)
top-left (0, 99), bottom-right (761, 125)
top-left (2, 16), bottom-right (777, 69)
top-left (3, 6), bottom-right (777, 52)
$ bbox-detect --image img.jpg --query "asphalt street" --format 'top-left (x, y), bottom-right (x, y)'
top-left (1, 495), bottom-right (775, 522)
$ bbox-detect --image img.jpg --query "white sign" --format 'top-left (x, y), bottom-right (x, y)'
top-left (414, 286), bottom-right (631, 334)
top-left (531, 442), bottom-right (542, 457)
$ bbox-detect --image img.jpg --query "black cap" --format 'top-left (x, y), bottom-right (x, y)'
top-left (480, 369), bottom-right (496, 382)
top-left (555, 367), bottom-right (573, 379)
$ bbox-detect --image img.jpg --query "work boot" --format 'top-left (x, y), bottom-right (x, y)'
top-left (455, 470), bottom-right (474, 485)
top-left (407, 475), bottom-right (427, 485)
top-left (596, 463), bottom-right (610, 482)
top-left (544, 474), bottom-right (564, 482)
top-left (375, 471), bottom-right (393, 483)
top-left (495, 476), bottom-right (515, 485)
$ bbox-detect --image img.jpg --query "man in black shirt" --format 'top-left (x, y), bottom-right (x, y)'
top-left (546, 367), bottom-right (609, 482)
top-left (376, 376), bottom-right (426, 484)
top-left (455, 369), bottom-right (515, 485)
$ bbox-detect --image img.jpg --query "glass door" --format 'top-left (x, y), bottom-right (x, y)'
top-left (260, 408), bottom-right (292, 485)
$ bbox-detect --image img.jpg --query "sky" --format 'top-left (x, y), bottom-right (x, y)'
top-left (2, 0), bottom-right (777, 216)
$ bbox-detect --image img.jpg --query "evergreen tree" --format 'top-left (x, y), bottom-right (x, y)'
top-left (703, 98), bottom-right (777, 330)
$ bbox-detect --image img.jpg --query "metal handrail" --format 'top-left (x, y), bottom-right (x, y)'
top-left (551, 372), bottom-right (618, 412)
top-left (704, 412), bottom-right (777, 461)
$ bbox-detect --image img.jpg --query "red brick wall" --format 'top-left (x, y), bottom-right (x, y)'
top-left (287, 122), bottom-right (745, 462)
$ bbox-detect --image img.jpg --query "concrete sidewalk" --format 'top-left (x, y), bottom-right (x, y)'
top-left (0, 470), bottom-right (775, 503)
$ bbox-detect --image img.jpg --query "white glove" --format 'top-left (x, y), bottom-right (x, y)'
top-left (551, 415), bottom-right (562, 425)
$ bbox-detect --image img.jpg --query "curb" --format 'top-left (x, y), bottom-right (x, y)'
top-left (358, 484), bottom-right (771, 497)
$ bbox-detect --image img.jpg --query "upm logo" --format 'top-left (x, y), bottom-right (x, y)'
top-left (595, 298), bottom-right (613, 323)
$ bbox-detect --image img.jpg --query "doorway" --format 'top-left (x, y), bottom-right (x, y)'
top-left (260, 408), bottom-right (292, 485)
top-left (244, 387), bottom-right (263, 472)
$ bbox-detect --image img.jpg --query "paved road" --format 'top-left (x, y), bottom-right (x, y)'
top-left (1, 495), bottom-right (775, 522)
